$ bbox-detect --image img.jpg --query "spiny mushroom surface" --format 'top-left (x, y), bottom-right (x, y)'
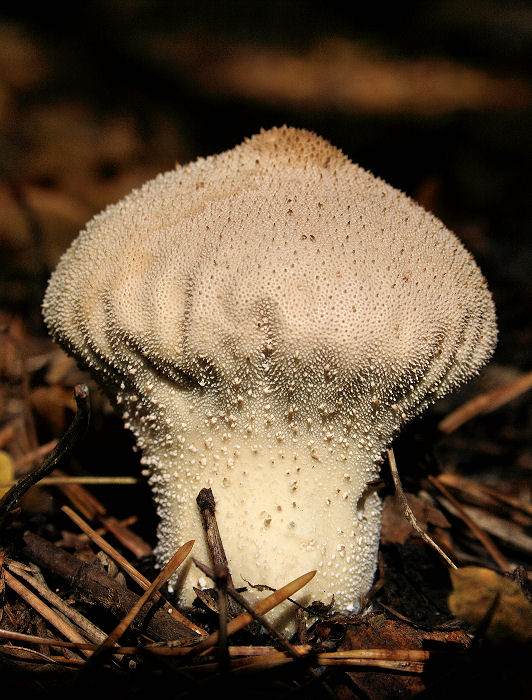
top-left (43, 126), bottom-right (497, 633)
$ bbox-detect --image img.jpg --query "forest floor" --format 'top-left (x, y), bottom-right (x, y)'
top-left (0, 4), bottom-right (530, 698)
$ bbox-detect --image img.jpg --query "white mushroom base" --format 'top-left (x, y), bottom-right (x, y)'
top-left (146, 431), bottom-right (383, 636)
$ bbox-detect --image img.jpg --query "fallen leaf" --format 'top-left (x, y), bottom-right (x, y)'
top-left (336, 615), bottom-right (470, 699)
top-left (0, 449), bottom-right (14, 498)
top-left (448, 566), bottom-right (532, 645)
top-left (381, 493), bottom-right (450, 545)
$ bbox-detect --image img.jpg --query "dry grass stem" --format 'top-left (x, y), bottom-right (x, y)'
top-left (97, 514), bottom-right (152, 558)
top-left (57, 473), bottom-right (151, 558)
top-left (438, 369), bottom-right (532, 434)
top-left (181, 652), bottom-right (427, 674)
top-left (12, 439), bottom-right (58, 470)
top-left (0, 644), bottom-right (63, 665)
top-left (437, 498), bottom-right (532, 556)
top-left (160, 569), bottom-right (316, 658)
top-left (61, 505), bottom-right (206, 636)
top-left (3, 568), bottom-right (92, 657)
top-left (227, 644), bottom-right (312, 656)
top-left (0, 626), bottom-right (445, 673)
top-left (6, 560), bottom-right (108, 645)
top-left (428, 475), bottom-right (510, 571)
top-left (57, 473), bottom-right (107, 520)
top-left (437, 472), bottom-right (532, 518)
top-left (388, 449), bottom-right (457, 569)
top-left (0, 476), bottom-right (139, 487)
top-left (91, 539), bottom-right (194, 655)
top-left (315, 657), bottom-right (426, 671)
top-left (0, 629), bottom-right (141, 657)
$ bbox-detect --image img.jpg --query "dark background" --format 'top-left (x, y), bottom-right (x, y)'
top-left (0, 0), bottom-right (530, 538)
top-left (0, 7), bottom-right (530, 697)
top-left (1, 0), bottom-right (530, 366)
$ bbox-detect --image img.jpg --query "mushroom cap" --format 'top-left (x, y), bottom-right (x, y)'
top-left (43, 126), bottom-right (497, 431)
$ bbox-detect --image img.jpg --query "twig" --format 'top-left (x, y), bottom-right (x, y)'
top-left (387, 449), bottom-right (457, 569)
top-left (3, 568), bottom-right (92, 657)
top-left (226, 653), bottom-right (427, 674)
top-left (6, 560), bottom-right (108, 645)
top-left (82, 540), bottom-right (194, 668)
top-left (0, 628), bottom-right (135, 656)
top-left (438, 369), bottom-right (532, 434)
top-left (0, 384), bottom-right (90, 531)
top-left (196, 487), bottom-right (240, 617)
top-left (0, 476), bottom-right (139, 488)
top-left (154, 568), bottom-right (316, 657)
top-left (191, 558), bottom-right (308, 661)
top-left (213, 564), bottom-right (231, 674)
top-left (57, 472), bottom-right (107, 520)
top-left (178, 651), bottom-right (427, 674)
top-left (0, 644), bottom-right (65, 665)
top-left (57, 471), bottom-right (152, 558)
top-left (191, 559), bottom-right (335, 698)
top-left (428, 475), bottom-right (510, 572)
top-left (61, 504), bottom-right (206, 636)
top-left (452, 505), bottom-right (532, 555)
top-left (22, 531), bottom-right (198, 642)
top-left (437, 472), bottom-right (532, 518)
top-left (13, 440), bottom-right (58, 470)
top-left (0, 628), bottom-right (443, 672)
top-left (98, 514), bottom-right (152, 559)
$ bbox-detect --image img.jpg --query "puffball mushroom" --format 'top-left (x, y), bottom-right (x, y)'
top-left (43, 126), bottom-right (497, 632)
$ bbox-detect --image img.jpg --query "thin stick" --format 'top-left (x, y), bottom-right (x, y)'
top-left (437, 472), bottom-right (532, 517)
top-left (192, 558), bottom-right (305, 660)
top-left (22, 531), bottom-right (195, 643)
top-left (192, 560), bottom-right (335, 698)
top-left (226, 644), bottom-right (312, 656)
top-left (0, 644), bottom-right (63, 665)
top-left (0, 384), bottom-right (90, 531)
top-left (213, 564), bottom-right (231, 674)
top-left (387, 449), bottom-right (457, 569)
top-left (0, 628), bottom-right (447, 668)
top-left (317, 656), bottom-right (426, 671)
top-left (157, 568), bottom-right (316, 658)
top-left (237, 654), bottom-right (426, 673)
top-left (196, 487), bottom-right (240, 617)
top-left (3, 568), bottom-right (92, 657)
top-left (180, 653), bottom-right (427, 674)
top-left (13, 440), bottom-right (58, 470)
top-left (0, 628), bottom-right (133, 654)
top-left (91, 540), bottom-right (194, 657)
top-left (428, 475), bottom-right (510, 572)
top-left (438, 369), bottom-right (532, 434)
top-left (57, 472), bottom-right (107, 520)
top-left (0, 476), bottom-right (139, 488)
top-left (61, 505), bottom-right (206, 637)
top-left (6, 560), bottom-right (108, 645)
top-left (98, 514), bottom-right (152, 558)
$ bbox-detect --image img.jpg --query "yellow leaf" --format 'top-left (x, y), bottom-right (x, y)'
top-left (449, 566), bottom-right (532, 645)
top-left (0, 450), bottom-right (14, 498)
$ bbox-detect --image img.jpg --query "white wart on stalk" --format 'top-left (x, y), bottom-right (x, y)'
top-left (43, 126), bottom-right (497, 633)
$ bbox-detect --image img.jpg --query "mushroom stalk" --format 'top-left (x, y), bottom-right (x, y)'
top-left (134, 394), bottom-right (383, 630)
